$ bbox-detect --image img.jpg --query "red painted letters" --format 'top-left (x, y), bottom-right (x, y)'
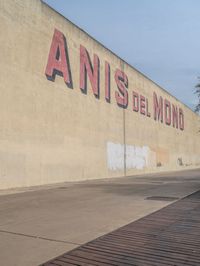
top-left (164, 99), bottom-right (171, 125)
top-left (133, 92), bottom-right (151, 117)
top-left (80, 45), bottom-right (100, 98)
top-left (133, 91), bottom-right (139, 112)
top-left (105, 61), bottom-right (111, 102)
top-left (179, 108), bottom-right (184, 130)
top-left (153, 92), bottom-right (163, 122)
top-left (140, 95), bottom-right (146, 115)
top-left (45, 29), bottom-right (185, 131)
top-left (45, 29), bottom-right (72, 87)
top-left (146, 99), bottom-right (151, 117)
top-left (115, 69), bottom-right (128, 108)
top-left (172, 105), bottom-right (178, 128)
top-left (153, 92), bottom-right (184, 130)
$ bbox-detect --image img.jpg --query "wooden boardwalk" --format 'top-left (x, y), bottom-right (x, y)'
top-left (41, 190), bottom-right (200, 266)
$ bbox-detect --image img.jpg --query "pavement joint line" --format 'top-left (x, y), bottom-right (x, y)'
top-left (41, 189), bottom-right (200, 266)
top-left (0, 229), bottom-right (80, 246)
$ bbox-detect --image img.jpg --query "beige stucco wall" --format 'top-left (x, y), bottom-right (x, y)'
top-left (0, 0), bottom-right (199, 190)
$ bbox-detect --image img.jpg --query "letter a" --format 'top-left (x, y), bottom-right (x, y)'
top-left (45, 29), bottom-right (72, 87)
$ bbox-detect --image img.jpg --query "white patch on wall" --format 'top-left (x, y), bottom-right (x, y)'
top-left (107, 141), bottom-right (151, 171)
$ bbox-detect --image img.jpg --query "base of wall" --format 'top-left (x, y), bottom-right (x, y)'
top-left (1, 165), bottom-right (199, 196)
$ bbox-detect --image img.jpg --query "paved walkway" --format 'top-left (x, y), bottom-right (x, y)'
top-left (42, 190), bottom-right (200, 266)
top-left (0, 169), bottom-right (200, 265)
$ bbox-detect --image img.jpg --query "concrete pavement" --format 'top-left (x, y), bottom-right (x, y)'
top-left (0, 168), bottom-right (200, 266)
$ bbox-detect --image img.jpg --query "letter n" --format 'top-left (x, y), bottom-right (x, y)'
top-left (45, 29), bottom-right (73, 87)
top-left (80, 45), bottom-right (100, 98)
top-left (172, 104), bottom-right (178, 128)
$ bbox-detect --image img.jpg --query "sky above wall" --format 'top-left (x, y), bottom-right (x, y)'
top-left (43, 0), bottom-right (200, 110)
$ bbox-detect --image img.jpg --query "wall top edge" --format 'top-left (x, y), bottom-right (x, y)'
top-left (40, 0), bottom-right (199, 116)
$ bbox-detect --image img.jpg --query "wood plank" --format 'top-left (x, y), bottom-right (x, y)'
top-left (41, 190), bottom-right (200, 266)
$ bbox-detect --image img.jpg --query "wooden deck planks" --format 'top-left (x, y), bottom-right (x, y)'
top-left (41, 190), bottom-right (200, 266)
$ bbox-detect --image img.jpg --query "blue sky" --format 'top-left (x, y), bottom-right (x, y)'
top-left (43, 0), bottom-right (200, 110)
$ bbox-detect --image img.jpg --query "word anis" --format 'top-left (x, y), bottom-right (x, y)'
top-left (45, 29), bottom-right (184, 131)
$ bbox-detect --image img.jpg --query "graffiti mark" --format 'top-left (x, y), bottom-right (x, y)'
top-left (107, 142), bottom-right (151, 171)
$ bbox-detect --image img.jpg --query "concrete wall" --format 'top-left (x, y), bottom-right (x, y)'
top-left (0, 0), bottom-right (199, 190)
